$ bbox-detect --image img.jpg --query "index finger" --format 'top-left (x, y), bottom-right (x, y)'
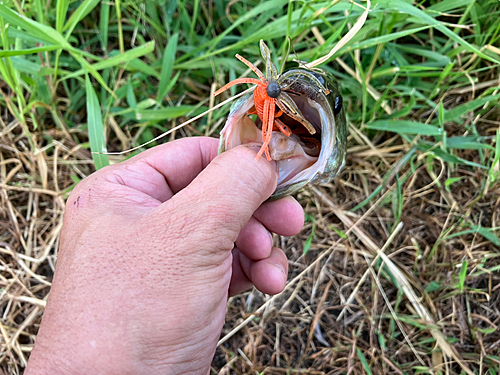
top-left (128, 136), bottom-right (219, 194)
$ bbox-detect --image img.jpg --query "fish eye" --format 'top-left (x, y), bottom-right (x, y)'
top-left (311, 72), bottom-right (325, 86)
top-left (334, 95), bottom-right (343, 115)
top-left (266, 82), bottom-right (281, 98)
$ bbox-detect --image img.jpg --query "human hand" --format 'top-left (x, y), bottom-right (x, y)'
top-left (26, 137), bottom-right (304, 375)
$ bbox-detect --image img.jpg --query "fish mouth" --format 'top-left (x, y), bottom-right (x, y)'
top-left (220, 87), bottom-right (334, 189)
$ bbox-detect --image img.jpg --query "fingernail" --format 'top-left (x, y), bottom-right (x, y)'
top-left (268, 159), bottom-right (278, 173)
top-left (271, 262), bottom-right (287, 280)
top-left (243, 143), bottom-right (262, 152)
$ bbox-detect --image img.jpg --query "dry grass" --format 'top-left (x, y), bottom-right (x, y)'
top-left (1, 1), bottom-right (500, 374)
top-left (0, 118), bottom-right (92, 371)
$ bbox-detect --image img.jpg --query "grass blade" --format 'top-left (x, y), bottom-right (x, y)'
top-left (133, 106), bottom-right (200, 121)
top-left (64, 0), bottom-right (100, 36)
top-left (303, 222), bottom-right (316, 255)
top-left (99, 0), bottom-right (110, 50)
top-left (447, 136), bottom-right (494, 151)
top-left (85, 74), bottom-right (109, 170)
top-left (0, 45), bottom-right (59, 57)
top-left (471, 225), bottom-right (500, 247)
top-left (77, 54), bottom-right (116, 98)
top-left (366, 121), bottom-right (443, 136)
top-left (157, 33), bottom-right (178, 102)
top-left (443, 93), bottom-right (500, 123)
top-left (176, 0), bottom-right (288, 64)
top-left (356, 348), bottom-right (373, 375)
top-left (55, 0), bottom-right (68, 33)
top-left (0, 4), bottom-right (68, 46)
top-left (188, 0), bottom-right (200, 42)
top-left (64, 41), bottom-right (155, 79)
top-left (459, 260), bottom-right (468, 293)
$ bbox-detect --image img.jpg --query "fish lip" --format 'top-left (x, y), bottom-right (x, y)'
top-left (218, 92), bottom-right (255, 155)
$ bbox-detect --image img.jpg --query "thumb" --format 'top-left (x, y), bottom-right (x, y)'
top-left (172, 145), bottom-right (278, 241)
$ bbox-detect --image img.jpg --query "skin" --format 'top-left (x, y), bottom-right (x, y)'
top-left (25, 137), bottom-right (304, 375)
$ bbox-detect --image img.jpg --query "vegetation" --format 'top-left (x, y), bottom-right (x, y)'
top-left (1, 0), bottom-right (499, 373)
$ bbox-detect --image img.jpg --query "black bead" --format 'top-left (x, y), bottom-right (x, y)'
top-left (266, 81), bottom-right (281, 98)
top-left (334, 95), bottom-right (343, 115)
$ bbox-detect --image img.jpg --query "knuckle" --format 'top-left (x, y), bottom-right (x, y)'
top-left (65, 166), bottom-right (125, 215)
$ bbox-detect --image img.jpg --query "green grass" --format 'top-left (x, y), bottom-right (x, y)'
top-left (1, 0), bottom-right (500, 374)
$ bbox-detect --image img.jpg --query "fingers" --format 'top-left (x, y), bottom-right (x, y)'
top-left (82, 137), bottom-right (219, 205)
top-left (107, 137), bottom-right (220, 201)
top-left (134, 137), bottom-right (219, 194)
top-left (229, 247), bottom-right (288, 296)
top-left (229, 249), bottom-right (253, 296)
top-left (230, 196), bottom-right (301, 296)
top-left (236, 196), bottom-right (304, 261)
top-left (235, 216), bottom-right (273, 260)
top-left (254, 196), bottom-right (304, 236)
top-left (248, 247), bottom-right (287, 295)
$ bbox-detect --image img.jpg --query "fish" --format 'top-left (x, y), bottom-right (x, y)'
top-left (216, 41), bottom-right (347, 200)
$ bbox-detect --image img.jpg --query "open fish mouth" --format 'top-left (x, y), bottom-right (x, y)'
top-left (215, 40), bottom-right (346, 199)
top-left (219, 68), bottom-right (347, 199)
